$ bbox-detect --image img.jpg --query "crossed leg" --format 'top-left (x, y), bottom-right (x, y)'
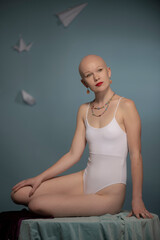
top-left (11, 170), bottom-right (123, 217)
top-left (11, 170), bottom-right (85, 205)
top-left (28, 193), bottom-right (121, 217)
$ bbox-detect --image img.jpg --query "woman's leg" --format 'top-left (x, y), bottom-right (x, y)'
top-left (11, 170), bottom-right (84, 206)
top-left (28, 192), bottom-right (121, 217)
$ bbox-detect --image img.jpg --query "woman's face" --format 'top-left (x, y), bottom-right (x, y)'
top-left (80, 56), bottom-right (111, 93)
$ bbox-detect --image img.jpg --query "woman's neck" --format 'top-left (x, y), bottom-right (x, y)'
top-left (93, 88), bottom-right (115, 106)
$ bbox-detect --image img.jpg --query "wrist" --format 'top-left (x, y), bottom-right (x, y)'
top-left (37, 173), bottom-right (45, 182)
top-left (38, 171), bottom-right (54, 182)
top-left (132, 196), bottom-right (143, 201)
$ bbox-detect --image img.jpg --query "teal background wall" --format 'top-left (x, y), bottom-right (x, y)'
top-left (1, 0), bottom-right (160, 217)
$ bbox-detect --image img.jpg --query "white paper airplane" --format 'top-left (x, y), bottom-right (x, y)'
top-left (21, 90), bottom-right (36, 105)
top-left (13, 35), bottom-right (33, 52)
top-left (56, 2), bottom-right (88, 27)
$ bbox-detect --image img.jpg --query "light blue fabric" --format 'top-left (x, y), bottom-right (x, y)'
top-left (18, 210), bottom-right (160, 240)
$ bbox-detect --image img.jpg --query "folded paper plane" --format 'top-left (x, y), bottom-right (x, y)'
top-left (21, 90), bottom-right (36, 105)
top-left (56, 2), bottom-right (88, 27)
top-left (13, 35), bottom-right (33, 52)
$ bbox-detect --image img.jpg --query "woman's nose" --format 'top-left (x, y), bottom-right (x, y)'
top-left (93, 73), bottom-right (100, 81)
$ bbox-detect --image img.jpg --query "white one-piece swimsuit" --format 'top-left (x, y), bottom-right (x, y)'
top-left (83, 97), bottom-right (128, 194)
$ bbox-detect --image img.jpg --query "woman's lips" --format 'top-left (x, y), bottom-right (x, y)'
top-left (95, 82), bottom-right (103, 86)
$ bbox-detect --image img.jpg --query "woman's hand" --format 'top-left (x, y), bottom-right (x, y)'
top-left (127, 198), bottom-right (154, 219)
top-left (12, 175), bottom-right (43, 197)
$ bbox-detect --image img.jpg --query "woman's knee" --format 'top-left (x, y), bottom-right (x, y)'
top-left (11, 190), bottom-right (20, 204)
top-left (11, 187), bottom-right (31, 205)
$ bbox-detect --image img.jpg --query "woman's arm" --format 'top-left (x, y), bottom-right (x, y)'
top-left (12, 104), bottom-right (87, 195)
top-left (122, 99), bottom-right (153, 219)
top-left (40, 103), bottom-right (87, 181)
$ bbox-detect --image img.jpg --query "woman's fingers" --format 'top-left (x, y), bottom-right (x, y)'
top-left (12, 181), bottom-right (25, 190)
top-left (143, 210), bottom-right (154, 219)
top-left (126, 211), bottom-right (133, 217)
top-left (13, 184), bottom-right (27, 193)
top-left (126, 210), bottom-right (154, 219)
top-left (29, 186), bottom-right (37, 197)
top-left (12, 179), bottom-right (32, 193)
top-left (12, 182), bottom-right (25, 192)
top-left (135, 208), bottom-right (154, 219)
top-left (12, 177), bottom-right (42, 196)
top-left (29, 183), bottom-right (37, 197)
top-left (28, 181), bottom-right (41, 197)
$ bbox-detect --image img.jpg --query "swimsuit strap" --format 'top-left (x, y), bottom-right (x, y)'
top-left (113, 97), bottom-right (124, 118)
top-left (86, 97), bottom-right (124, 120)
top-left (86, 102), bottom-right (90, 121)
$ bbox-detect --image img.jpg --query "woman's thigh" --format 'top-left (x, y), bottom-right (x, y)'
top-left (28, 192), bottom-right (121, 217)
top-left (12, 170), bottom-right (85, 205)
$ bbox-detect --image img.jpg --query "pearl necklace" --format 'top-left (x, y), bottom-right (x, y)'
top-left (91, 92), bottom-right (115, 117)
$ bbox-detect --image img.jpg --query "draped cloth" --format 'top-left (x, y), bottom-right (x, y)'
top-left (18, 210), bottom-right (160, 240)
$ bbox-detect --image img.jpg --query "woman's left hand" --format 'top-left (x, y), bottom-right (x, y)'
top-left (126, 198), bottom-right (154, 219)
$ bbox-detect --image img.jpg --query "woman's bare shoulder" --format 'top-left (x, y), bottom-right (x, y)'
top-left (77, 102), bottom-right (90, 121)
top-left (114, 95), bottom-right (135, 106)
top-left (120, 97), bottom-right (139, 116)
top-left (121, 97), bottom-right (136, 108)
top-left (78, 102), bottom-right (90, 110)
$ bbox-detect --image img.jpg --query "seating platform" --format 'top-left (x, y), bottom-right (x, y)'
top-left (19, 210), bottom-right (160, 240)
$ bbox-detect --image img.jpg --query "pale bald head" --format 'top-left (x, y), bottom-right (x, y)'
top-left (79, 55), bottom-right (108, 78)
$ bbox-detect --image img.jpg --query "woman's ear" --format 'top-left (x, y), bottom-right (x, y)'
top-left (107, 67), bottom-right (111, 78)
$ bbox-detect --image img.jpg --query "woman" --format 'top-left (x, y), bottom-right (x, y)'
top-left (11, 55), bottom-right (153, 219)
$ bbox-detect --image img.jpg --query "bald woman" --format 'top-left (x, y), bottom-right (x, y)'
top-left (11, 55), bottom-right (153, 219)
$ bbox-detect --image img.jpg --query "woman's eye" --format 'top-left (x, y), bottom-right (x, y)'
top-left (86, 73), bottom-right (92, 77)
